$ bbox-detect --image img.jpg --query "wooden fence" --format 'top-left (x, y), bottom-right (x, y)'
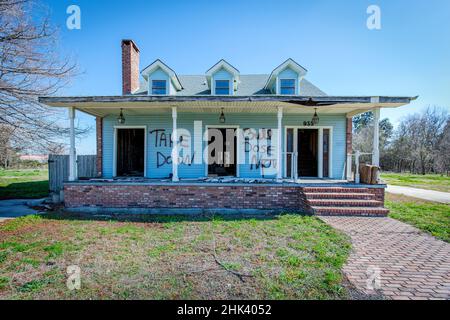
top-left (48, 154), bottom-right (97, 194)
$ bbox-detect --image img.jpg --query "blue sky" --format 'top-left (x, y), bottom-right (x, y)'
top-left (43, 0), bottom-right (450, 154)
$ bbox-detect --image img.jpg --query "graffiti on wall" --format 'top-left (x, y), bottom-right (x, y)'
top-left (148, 127), bottom-right (278, 173)
top-left (244, 128), bottom-right (277, 172)
top-left (150, 129), bottom-right (195, 168)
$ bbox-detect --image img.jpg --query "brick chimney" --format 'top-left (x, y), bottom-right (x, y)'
top-left (121, 39), bottom-right (140, 95)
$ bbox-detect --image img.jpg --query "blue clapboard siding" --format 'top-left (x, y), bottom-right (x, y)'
top-left (102, 112), bottom-right (347, 179)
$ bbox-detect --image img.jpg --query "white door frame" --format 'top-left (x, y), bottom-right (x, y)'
top-left (113, 126), bottom-right (148, 177)
top-left (205, 125), bottom-right (240, 177)
top-left (284, 126), bottom-right (333, 179)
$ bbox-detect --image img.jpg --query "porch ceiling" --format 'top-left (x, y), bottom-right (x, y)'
top-left (39, 95), bottom-right (416, 118)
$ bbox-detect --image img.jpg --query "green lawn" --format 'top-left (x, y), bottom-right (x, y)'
top-left (381, 172), bottom-right (450, 193)
top-left (386, 193), bottom-right (450, 243)
top-left (0, 169), bottom-right (48, 200)
top-left (0, 213), bottom-right (352, 300)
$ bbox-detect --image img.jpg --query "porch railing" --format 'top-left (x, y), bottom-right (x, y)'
top-left (346, 151), bottom-right (380, 184)
top-left (285, 152), bottom-right (297, 179)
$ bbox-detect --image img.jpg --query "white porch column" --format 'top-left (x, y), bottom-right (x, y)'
top-left (372, 107), bottom-right (380, 167)
top-left (277, 106), bottom-right (283, 180)
top-left (171, 106), bottom-right (179, 182)
top-left (346, 154), bottom-right (353, 181)
top-left (68, 107), bottom-right (77, 181)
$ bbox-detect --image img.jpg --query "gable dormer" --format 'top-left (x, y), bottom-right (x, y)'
top-left (141, 59), bottom-right (183, 95)
top-left (206, 59), bottom-right (240, 95)
top-left (264, 58), bottom-right (307, 95)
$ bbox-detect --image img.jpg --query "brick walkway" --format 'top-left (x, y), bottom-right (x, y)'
top-left (320, 217), bottom-right (450, 300)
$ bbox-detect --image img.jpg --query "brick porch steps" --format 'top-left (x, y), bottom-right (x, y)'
top-left (303, 186), bottom-right (389, 217)
top-left (304, 192), bottom-right (376, 200)
top-left (312, 206), bottom-right (389, 216)
top-left (307, 199), bottom-right (382, 207)
top-left (303, 187), bottom-right (371, 193)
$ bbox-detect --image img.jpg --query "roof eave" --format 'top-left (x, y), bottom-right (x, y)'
top-left (39, 95), bottom-right (417, 106)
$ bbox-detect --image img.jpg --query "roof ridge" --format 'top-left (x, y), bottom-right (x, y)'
top-left (178, 73), bottom-right (269, 76)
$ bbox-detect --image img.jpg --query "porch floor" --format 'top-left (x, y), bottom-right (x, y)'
top-left (73, 177), bottom-right (384, 188)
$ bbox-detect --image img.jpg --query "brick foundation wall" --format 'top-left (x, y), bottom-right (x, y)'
top-left (63, 183), bottom-right (386, 215)
top-left (64, 184), bottom-right (312, 212)
top-left (366, 187), bottom-right (385, 203)
top-left (96, 117), bottom-right (103, 177)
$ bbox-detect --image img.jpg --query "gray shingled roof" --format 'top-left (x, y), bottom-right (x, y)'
top-left (134, 74), bottom-right (326, 96)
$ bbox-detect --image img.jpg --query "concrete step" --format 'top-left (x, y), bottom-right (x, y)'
top-left (304, 192), bottom-right (376, 200)
top-left (307, 199), bottom-right (382, 207)
top-left (312, 206), bottom-right (389, 217)
top-left (302, 187), bottom-right (370, 193)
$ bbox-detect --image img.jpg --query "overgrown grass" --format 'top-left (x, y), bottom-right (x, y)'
top-left (0, 169), bottom-right (48, 199)
top-left (386, 193), bottom-right (450, 242)
top-left (382, 172), bottom-right (450, 193)
top-left (0, 212), bottom-right (352, 300)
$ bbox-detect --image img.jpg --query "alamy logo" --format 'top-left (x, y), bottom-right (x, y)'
top-left (366, 266), bottom-right (381, 290)
top-left (367, 5), bottom-right (381, 30)
top-left (66, 5), bottom-right (81, 30)
top-left (66, 265), bottom-right (81, 290)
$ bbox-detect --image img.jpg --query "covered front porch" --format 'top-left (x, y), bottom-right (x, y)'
top-left (39, 95), bottom-right (411, 183)
top-left (39, 95), bottom-right (414, 216)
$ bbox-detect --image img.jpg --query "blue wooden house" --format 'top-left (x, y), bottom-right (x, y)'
top-left (40, 40), bottom-right (415, 216)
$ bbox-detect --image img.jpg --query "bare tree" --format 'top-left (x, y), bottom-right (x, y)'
top-left (389, 121), bottom-right (416, 172)
top-left (394, 106), bottom-right (448, 174)
top-left (0, 123), bottom-right (19, 168)
top-left (45, 142), bottom-right (66, 155)
top-left (0, 0), bottom-right (86, 155)
top-left (435, 119), bottom-right (450, 175)
top-left (352, 107), bottom-right (449, 174)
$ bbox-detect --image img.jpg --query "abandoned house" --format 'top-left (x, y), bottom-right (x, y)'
top-left (39, 40), bottom-right (416, 216)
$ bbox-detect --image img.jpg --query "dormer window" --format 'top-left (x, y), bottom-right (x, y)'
top-left (280, 79), bottom-right (296, 95)
top-left (206, 60), bottom-right (240, 96)
top-left (152, 80), bottom-right (167, 95)
top-left (264, 59), bottom-right (307, 95)
top-left (141, 60), bottom-right (183, 96)
top-left (215, 80), bottom-right (230, 95)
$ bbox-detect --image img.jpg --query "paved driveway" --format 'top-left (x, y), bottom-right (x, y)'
top-left (321, 216), bottom-right (450, 300)
top-left (0, 199), bottom-right (42, 222)
top-left (386, 185), bottom-right (450, 204)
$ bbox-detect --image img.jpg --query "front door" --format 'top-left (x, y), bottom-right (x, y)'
top-left (286, 128), bottom-right (330, 179)
top-left (116, 128), bottom-right (145, 177)
top-left (297, 129), bottom-right (318, 177)
top-left (207, 128), bottom-right (237, 177)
